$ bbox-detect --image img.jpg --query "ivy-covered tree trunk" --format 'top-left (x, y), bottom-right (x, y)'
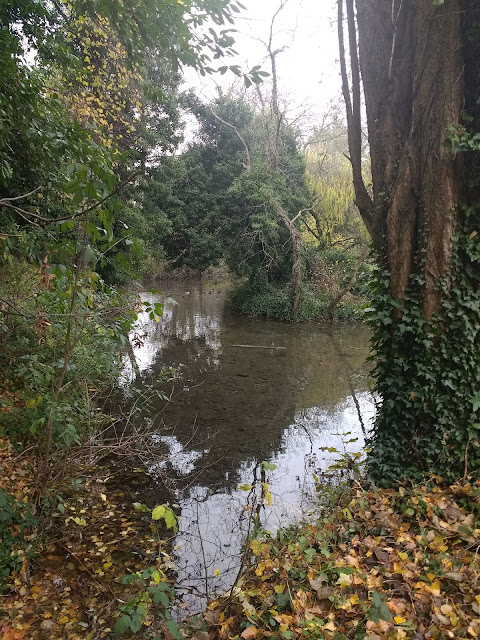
top-left (339, 0), bottom-right (480, 481)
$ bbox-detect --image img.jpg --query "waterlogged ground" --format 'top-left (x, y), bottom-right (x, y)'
top-left (123, 282), bottom-right (375, 615)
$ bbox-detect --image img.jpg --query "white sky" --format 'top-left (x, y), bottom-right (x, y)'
top-left (186, 0), bottom-right (342, 133)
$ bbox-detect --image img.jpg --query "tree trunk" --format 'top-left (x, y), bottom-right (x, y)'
top-left (357, 0), bottom-right (463, 317)
top-left (276, 204), bottom-right (303, 318)
top-left (340, 0), bottom-right (480, 480)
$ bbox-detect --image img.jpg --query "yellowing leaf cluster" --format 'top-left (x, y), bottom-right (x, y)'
top-left (52, 10), bottom-right (143, 149)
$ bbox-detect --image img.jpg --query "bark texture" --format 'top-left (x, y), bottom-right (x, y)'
top-left (344, 0), bottom-right (466, 318)
top-left (339, 0), bottom-right (480, 480)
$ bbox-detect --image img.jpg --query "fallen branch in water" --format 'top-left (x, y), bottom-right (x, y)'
top-left (232, 344), bottom-right (286, 350)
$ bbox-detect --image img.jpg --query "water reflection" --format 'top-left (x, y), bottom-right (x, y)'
top-left (123, 282), bottom-right (374, 615)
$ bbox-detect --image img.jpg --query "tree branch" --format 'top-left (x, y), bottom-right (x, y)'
top-left (0, 171), bottom-right (139, 225)
top-left (210, 107), bottom-right (251, 170)
top-left (337, 0), bottom-right (376, 240)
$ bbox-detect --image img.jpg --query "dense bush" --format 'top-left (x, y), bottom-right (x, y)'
top-left (231, 281), bottom-right (363, 321)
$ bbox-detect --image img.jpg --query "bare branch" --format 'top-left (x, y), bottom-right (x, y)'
top-left (337, 0), bottom-right (376, 240)
top-left (209, 107), bottom-right (251, 170)
top-left (0, 187), bottom-right (42, 202)
top-left (326, 248), bottom-right (368, 316)
top-left (0, 171), bottom-right (140, 225)
top-left (290, 206), bottom-right (314, 225)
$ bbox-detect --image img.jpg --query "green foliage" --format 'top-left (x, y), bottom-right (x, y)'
top-left (0, 262), bottom-right (138, 446)
top-left (115, 567), bottom-right (181, 637)
top-left (0, 488), bottom-right (37, 593)
top-left (231, 279), bottom-right (365, 321)
top-left (366, 207), bottom-right (480, 483)
top-left (145, 94), bottom-right (310, 289)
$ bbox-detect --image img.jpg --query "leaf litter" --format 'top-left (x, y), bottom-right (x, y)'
top-left (1, 425), bottom-right (479, 640)
top-left (201, 478), bottom-right (480, 640)
top-left (0, 436), bottom-right (180, 640)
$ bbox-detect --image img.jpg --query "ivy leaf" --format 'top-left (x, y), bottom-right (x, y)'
top-left (471, 392), bottom-right (480, 412)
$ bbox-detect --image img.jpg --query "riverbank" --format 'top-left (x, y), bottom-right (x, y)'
top-left (0, 434), bottom-right (183, 640)
top-left (198, 477), bottom-right (480, 640)
top-left (4, 442), bottom-right (477, 640)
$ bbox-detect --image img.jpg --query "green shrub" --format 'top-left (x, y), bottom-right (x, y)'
top-left (0, 488), bottom-right (37, 592)
top-left (231, 282), bottom-right (332, 321)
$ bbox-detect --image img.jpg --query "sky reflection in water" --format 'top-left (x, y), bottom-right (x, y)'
top-left (123, 283), bottom-right (375, 615)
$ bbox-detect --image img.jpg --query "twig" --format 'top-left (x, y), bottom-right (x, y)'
top-left (196, 499), bottom-right (209, 602)
top-left (210, 108), bottom-right (251, 170)
top-left (0, 171), bottom-right (139, 225)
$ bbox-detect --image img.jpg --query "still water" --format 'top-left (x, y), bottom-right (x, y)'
top-left (123, 282), bottom-right (374, 614)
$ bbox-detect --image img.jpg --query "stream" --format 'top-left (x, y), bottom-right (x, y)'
top-left (122, 281), bottom-right (375, 615)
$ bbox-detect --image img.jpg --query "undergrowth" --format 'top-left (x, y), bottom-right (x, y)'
top-left (200, 476), bottom-right (480, 640)
top-left (231, 283), bottom-right (363, 321)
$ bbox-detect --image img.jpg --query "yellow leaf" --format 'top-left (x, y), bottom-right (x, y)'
top-left (103, 562), bottom-right (112, 570)
top-left (423, 580), bottom-right (441, 597)
top-left (255, 562), bottom-right (267, 577)
top-left (336, 573), bottom-right (351, 587)
top-left (152, 505), bottom-right (166, 521)
top-left (214, 569), bottom-right (220, 577)
top-left (324, 621), bottom-right (335, 631)
top-left (100, 494), bottom-right (107, 501)
top-left (349, 594), bottom-right (360, 605)
top-left (394, 616), bottom-right (406, 624)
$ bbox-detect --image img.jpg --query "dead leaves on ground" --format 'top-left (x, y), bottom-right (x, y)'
top-left (206, 480), bottom-right (480, 640)
top-left (0, 443), bottom-right (176, 640)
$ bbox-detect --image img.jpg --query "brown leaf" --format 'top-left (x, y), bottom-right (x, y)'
top-left (374, 549), bottom-right (390, 563)
top-left (241, 627), bottom-right (257, 639)
top-left (204, 609), bottom-right (220, 625)
top-left (309, 577), bottom-right (327, 591)
top-left (444, 572), bottom-right (464, 582)
top-left (314, 586), bottom-right (334, 601)
top-left (443, 503), bottom-right (463, 522)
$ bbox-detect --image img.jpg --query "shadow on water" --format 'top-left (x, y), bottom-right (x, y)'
top-left (121, 281), bottom-right (375, 615)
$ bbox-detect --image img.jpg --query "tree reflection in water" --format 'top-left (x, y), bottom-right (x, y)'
top-left (122, 282), bottom-right (374, 615)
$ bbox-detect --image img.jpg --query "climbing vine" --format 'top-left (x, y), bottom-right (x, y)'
top-left (367, 203), bottom-right (480, 484)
